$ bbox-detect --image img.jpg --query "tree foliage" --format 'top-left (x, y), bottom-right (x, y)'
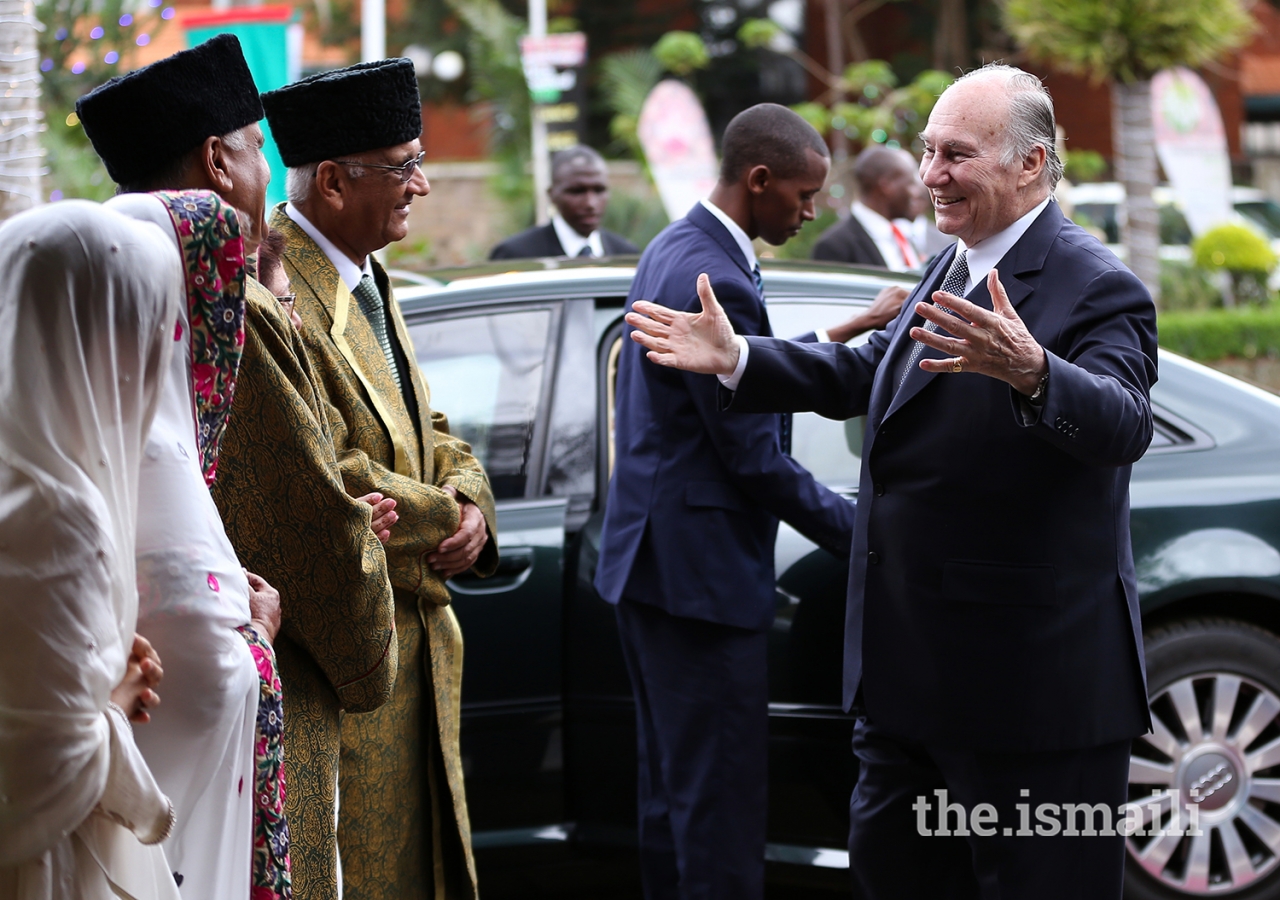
top-left (650, 31), bottom-right (709, 77)
top-left (1003, 0), bottom-right (1254, 84)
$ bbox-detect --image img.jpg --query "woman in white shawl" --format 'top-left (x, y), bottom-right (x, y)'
top-left (0, 202), bottom-right (182, 899)
top-left (104, 190), bottom-right (286, 900)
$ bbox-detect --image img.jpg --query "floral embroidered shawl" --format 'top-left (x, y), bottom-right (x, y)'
top-left (154, 190), bottom-right (247, 486)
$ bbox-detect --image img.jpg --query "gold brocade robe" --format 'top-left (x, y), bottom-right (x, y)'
top-left (272, 206), bottom-right (499, 900)
top-left (211, 278), bottom-right (396, 900)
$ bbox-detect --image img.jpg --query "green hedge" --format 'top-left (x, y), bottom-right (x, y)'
top-left (1159, 308), bottom-right (1280, 361)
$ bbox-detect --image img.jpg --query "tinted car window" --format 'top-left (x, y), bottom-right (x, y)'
top-left (410, 308), bottom-right (552, 499)
top-left (764, 301), bottom-right (872, 490)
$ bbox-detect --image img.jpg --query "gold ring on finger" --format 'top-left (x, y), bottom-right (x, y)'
top-left (951, 358), bottom-right (964, 374)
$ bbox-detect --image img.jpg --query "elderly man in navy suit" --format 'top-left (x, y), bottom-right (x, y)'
top-left (595, 104), bottom-right (914, 900)
top-left (627, 66), bottom-right (1157, 900)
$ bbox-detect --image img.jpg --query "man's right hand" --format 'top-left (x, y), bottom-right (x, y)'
top-left (357, 492), bottom-right (398, 544)
top-left (627, 273), bottom-right (741, 375)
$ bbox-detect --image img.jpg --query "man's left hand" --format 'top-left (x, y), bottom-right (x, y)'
top-left (912, 268), bottom-right (1047, 395)
top-left (429, 491), bottom-right (487, 578)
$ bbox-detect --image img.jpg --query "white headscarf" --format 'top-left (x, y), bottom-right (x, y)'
top-left (0, 202), bottom-right (181, 879)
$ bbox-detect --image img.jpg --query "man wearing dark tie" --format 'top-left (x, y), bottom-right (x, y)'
top-left (489, 145), bottom-right (640, 259)
top-left (626, 66), bottom-right (1157, 900)
top-left (813, 145), bottom-right (922, 270)
top-left (595, 104), bottom-right (871, 900)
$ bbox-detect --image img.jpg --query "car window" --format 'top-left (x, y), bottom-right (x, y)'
top-left (1236, 201), bottom-right (1280, 239)
top-left (409, 308), bottom-right (553, 499)
top-left (764, 301), bottom-right (875, 490)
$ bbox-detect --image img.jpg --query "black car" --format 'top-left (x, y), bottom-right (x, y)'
top-left (391, 258), bottom-right (1280, 899)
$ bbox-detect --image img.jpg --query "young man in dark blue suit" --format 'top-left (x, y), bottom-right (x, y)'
top-left (595, 105), bottom-right (900, 899)
top-left (628, 68), bottom-right (1158, 900)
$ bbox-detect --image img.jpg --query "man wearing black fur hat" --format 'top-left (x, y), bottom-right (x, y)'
top-left (77, 34), bottom-right (400, 900)
top-left (263, 59), bottom-right (498, 900)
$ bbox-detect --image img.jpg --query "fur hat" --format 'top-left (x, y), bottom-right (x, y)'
top-left (76, 34), bottom-right (263, 186)
top-left (261, 59), bottom-right (421, 167)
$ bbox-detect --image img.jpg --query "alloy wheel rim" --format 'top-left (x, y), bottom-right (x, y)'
top-left (1127, 673), bottom-right (1280, 894)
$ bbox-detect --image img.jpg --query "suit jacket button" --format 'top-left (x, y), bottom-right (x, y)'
top-left (868, 551), bottom-right (881, 565)
top-left (874, 482), bottom-right (885, 497)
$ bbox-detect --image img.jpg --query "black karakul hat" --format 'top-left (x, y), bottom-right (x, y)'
top-left (262, 58), bottom-right (421, 167)
top-left (76, 34), bottom-right (263, 186)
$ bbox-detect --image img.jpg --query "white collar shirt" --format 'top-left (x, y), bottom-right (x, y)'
top-left (954, 196), bottom-right (1053, 295)
top-left (285, 202), bottom-right (374, 292)
top-left (699, 198), bottom-right (758, 273)
top-left (850, 200), bottom-right (917, 271)
top-left (552, 213), bottom-right (604, 258)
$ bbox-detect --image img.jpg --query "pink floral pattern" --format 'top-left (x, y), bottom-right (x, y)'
top-left (153, 190), bottom-right (247, 486)
top-left (238, 624), bottom-right (292, 900)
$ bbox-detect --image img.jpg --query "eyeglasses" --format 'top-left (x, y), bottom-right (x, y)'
top-left (276, 293), bottom-right (297, 316)
top-left (333, 151), bottom-right (426, 184)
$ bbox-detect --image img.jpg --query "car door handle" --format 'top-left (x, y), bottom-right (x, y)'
top-left (448, 547), bottom-right (535, 595)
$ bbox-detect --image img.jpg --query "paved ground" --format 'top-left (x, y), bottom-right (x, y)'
top-left (476, 846), bottom-right (851, 898)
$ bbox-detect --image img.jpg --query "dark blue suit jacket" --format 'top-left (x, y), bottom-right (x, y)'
top-left (595, 203), bottom-right (856, 631)
top-left (729, 202), bottom-right (1156, 750)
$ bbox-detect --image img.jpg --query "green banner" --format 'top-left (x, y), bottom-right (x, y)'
top-left (186, 22), bottom-right (291, 207)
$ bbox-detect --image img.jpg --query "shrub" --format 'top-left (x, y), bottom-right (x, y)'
top-left (1158, 308), bottom-right (1280, 360)
top-left (1192, 223), bottom-right (1277, 306)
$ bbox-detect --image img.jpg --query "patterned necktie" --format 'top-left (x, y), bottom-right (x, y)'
top-left (896, 249), bottom-right (968, 392)
top-left (576, 245), bottom-right (593, 258)
top-left (352, 274), bottom-right (402, 391)
top-left (752, 264), bottom-right (765, 300)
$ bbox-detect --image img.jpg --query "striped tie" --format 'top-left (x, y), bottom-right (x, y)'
top-left (753, 263), bottom-right (791, 453)
top-left (352, 274), bottom-right (402, 392)
top-left (896, 249), bottom-right (968, 392)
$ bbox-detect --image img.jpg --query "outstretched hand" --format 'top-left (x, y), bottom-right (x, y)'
top-left (912, 268), bottom-right (1047, 394)
top-left (626, 273), bottom-right (741, 375)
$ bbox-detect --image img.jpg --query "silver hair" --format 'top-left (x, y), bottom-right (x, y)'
top-left (219, 128), bottom-right (252, 153)
top-left (953, 64), bottom-right (1064, 190)
top-left (285, 158), bottom-right (371, 206)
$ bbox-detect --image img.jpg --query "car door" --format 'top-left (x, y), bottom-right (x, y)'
top-left (405, 301), bottom-right (569, 838)
top-left (568, 293), bottom-right (875, 866)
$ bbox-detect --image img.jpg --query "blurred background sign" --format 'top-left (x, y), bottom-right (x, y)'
top-left (638, 79), bottom-right (718, 221)
top-left (1153, 66), bottom-right (1233, 237)
top-left (184, 5), bottom-right (301, 208)
top-left (520, 31), bottom-right (586, 152)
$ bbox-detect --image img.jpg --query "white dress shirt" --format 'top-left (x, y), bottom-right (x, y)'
top-left (720, 196), bottom-right (1056, 391)
top-left (954, 197), bottom-right (1053, 295)
top-left (285, 202), bottom-right (373, 291)
top-left (851, 200), bottom-right (918, 271)
top-left (552, 213), bottom-right (605, 258)
top-left (699, 198), bottom-right (759, 271)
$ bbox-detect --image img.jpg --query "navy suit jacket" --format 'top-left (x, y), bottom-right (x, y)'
top-left (595, 203), bottom-right (856, 631)
top-left (489, 222), bottom-right (639, 260)
top-left (729, 202), bottom-right (1156, 751)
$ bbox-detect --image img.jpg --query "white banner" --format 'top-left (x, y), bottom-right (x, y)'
top-left (638, 80), bottom-right (719, 221)
top-left (1152, 67), bottom-right (1233, 237)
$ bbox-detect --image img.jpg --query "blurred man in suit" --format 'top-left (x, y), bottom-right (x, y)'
top-left (596, 104), bottom-right (859, 900)
top-left (627, 65), bottom-right (1157, 900)
top-left (813, 146), bottom-right (921, 269)
top-left (490, 145), bottom-right (639, 259)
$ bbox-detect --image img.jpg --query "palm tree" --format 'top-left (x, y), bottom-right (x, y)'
top-left (0, 0), bottom-right (44, 220)
top-left (1003, 0), bottom-right (1253, 301)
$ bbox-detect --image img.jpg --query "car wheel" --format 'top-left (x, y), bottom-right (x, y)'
top-left (1125, 618), bottom-right (1280, 900)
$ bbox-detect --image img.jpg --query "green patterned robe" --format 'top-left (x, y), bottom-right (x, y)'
top-left (271, 206), bottom-right (499, 900)
top-left (211, 277), bottom-right (397, 900)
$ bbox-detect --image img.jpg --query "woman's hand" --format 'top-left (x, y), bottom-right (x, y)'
top-left (246, 570), bottom-right (282, 643)
top-left (110, 633), bottom-right (163, 724)
top-left (357, 492), bottom-right (398, 544)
